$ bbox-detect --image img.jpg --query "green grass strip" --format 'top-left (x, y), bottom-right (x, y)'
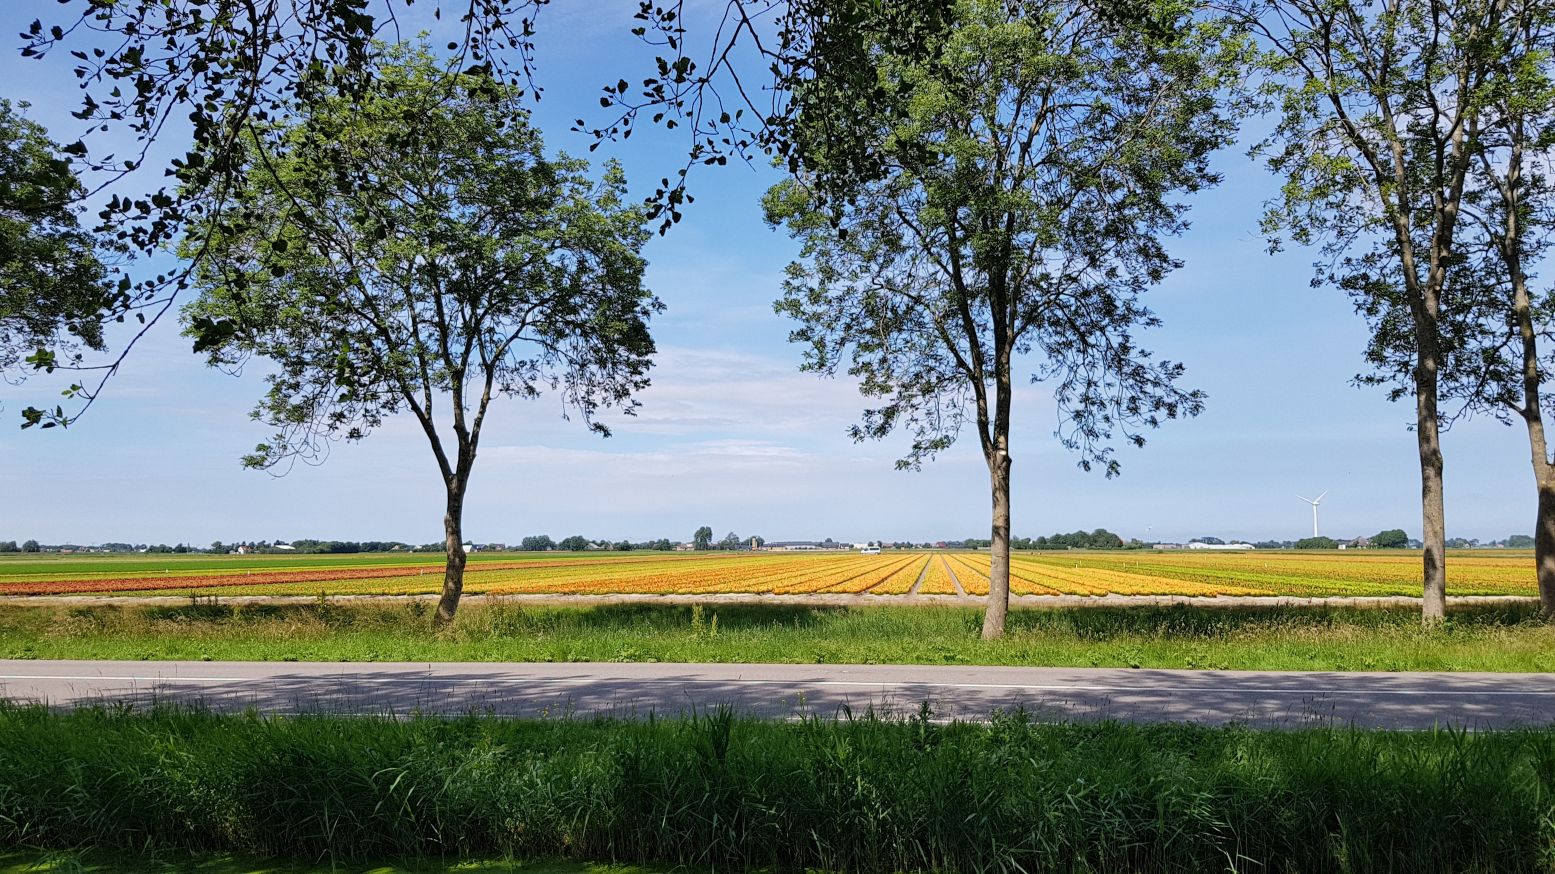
top-left (3, 601), bottom-right (1554, 672)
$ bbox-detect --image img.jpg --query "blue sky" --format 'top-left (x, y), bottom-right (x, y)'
top-left (0, 1), bottom-right (1533, 546)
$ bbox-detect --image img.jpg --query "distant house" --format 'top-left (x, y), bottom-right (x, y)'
top-left (674, 542), bottom-right (696, 551)
top-left (1186, 541), bottom-right (1255, 551)
top-left (767, 541), bottom-right (820, 551)
top-left (274, 543), bottom-right (297, 551)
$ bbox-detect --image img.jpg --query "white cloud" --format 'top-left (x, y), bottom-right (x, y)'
top-left (612, 345), bottom-right (867, 435)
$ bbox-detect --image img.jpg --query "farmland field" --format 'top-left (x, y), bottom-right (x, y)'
top-left (0, 549), bottom-right (1538, 598)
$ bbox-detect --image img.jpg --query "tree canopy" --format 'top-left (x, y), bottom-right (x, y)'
top-left (182, 47), bottom-right (657, 620)
top-left (0, 99), bottom-right (116, 421)
top-left (520, 535), bottom-right (557, 551)
top-left (1370, 528), bottom-right (1410, 549)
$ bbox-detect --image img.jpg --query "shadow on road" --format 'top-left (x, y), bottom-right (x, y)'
top-left (9, 664), bottom-right (1553, 730)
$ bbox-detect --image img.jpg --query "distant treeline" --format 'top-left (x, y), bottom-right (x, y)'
top-left (958, 529), bottom-right (1140, 551)
top-left (1, 530), bottom-right (1540, 555)
top-left (1021, 529), bottom-right (1138, 550)
top-left (520, 535), bottom-right (678, 552)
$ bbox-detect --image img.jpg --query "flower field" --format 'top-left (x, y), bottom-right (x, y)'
top-left (0, 549), bottom-right (1540, 598)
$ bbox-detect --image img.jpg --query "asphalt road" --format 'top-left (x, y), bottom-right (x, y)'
top-left (1, 660), bottom-right (1552, 729)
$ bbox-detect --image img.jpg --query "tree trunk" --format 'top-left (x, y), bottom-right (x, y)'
top-left (1512, 286), bottom-right (1555, 615)
top-left (1500, 152), bottom-right (1555, 616)
top-left (1414, 360), bottom-right (1447, 624)
top-left (1536, 479), bottom-right (1555, 616)
top-left (981, 450), bottom-right (1012, 640)
top-left (435, 484), bottom-right (467, 623)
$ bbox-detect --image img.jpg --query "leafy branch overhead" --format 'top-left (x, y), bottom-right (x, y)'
top-left (14, 0), bottom-right (551, 426)
top-left (12, 0), bottom-right (1202, 427)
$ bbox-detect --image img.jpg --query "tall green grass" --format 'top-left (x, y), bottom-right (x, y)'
top-left (0, 705), bottom-right (1550, 872)
top-left (3, 601), bottom-right (1553, 672)
top-left (0, 851), bottom-right (658, 874)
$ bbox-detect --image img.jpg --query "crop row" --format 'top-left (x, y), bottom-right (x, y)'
top-left (868, 555), bottom-right (933, 594)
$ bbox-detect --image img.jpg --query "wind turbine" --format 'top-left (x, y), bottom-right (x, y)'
top-left (1297, 491), bottom-right (1328, 538)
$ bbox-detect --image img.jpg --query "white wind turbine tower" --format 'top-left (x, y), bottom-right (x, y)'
top-left (1297, 491), bottom-right (1328, 538)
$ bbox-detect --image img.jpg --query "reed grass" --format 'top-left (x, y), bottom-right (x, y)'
top-left (0, 849), bottom-right (658, 874)
top-left (0, 705), bottom-right (1550, 873)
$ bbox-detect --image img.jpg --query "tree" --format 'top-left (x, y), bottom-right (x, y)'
top-left (1294, 536), bottom-right (1338, 549)
top-left (1508, 534), bottom-right (1536, 548)
top-left (20, 540), bottom-right (39, 553)
top-left (520, 535), bottom-right (556, 551)
top-left (764, 0), bottom-right (1238, 638)
top-left (0, 99), bottom-right (116, 420)
top-left (693, 526), bottom-right (714, 550)
top-left (717, 531), bottom-right (743, 550)
top-left (182, 48), bottom-right (658, 623)
top-left (209, 541), bottom-right (226, 554)
top-left (1433, 0), bottom-right (1555, 613)
top-left (0, 542), bottom-right (17, 553)
top-left (1250, 0), bottom-right (1509, 621)
top-left (1371, 529), bottom-right (1410, 549)
top-left (557, 536), bottom-right (591, 552)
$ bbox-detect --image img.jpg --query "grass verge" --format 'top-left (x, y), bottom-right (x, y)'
top-left (1, 600), bottom-right (1552, 671)
top-left (1, 706), bottom-right (1552, 873)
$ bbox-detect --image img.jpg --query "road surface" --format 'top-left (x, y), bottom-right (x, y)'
top-left (1, 660), bottom-right (1552, 729)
